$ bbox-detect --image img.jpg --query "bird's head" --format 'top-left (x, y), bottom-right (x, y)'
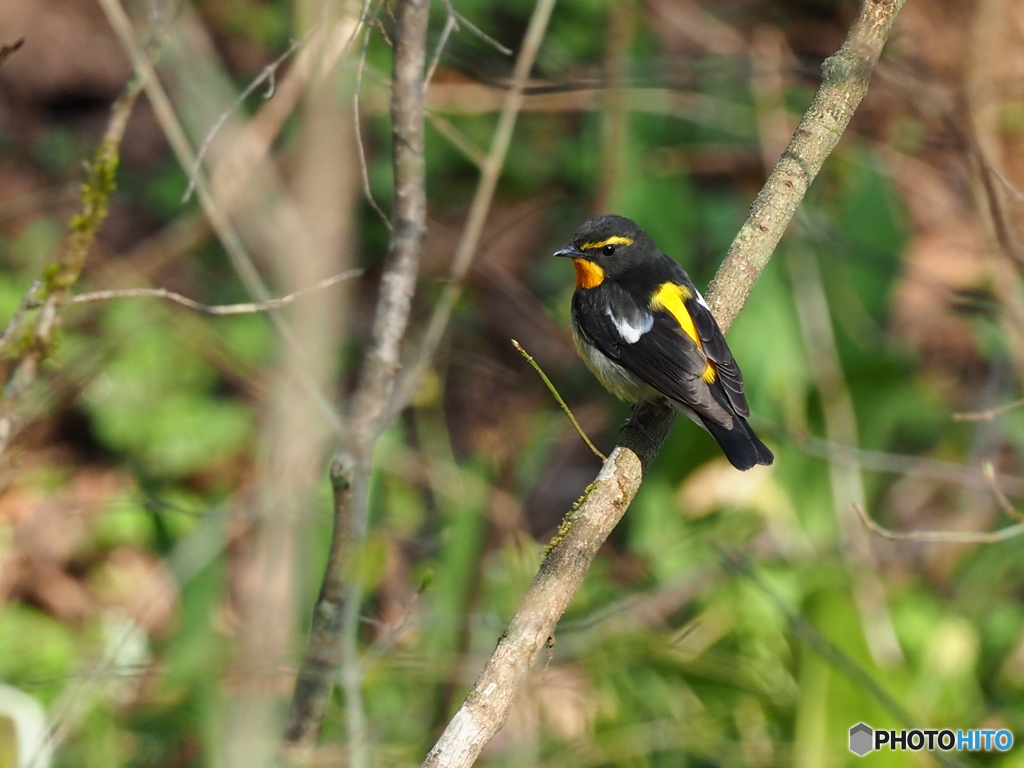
top-left (554, 214), bottom-right (654, 288)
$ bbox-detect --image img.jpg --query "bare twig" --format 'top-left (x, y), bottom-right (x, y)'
top-left (0, 38), bottom-right (24, 68)
top-left (354, 14), bottom-right (392, 229)
top-left (991, 164), bottom-right (1024, 204)
top-left (440, 0), bottom-right (512, 57)
top-left (982, 461), bottom-right (1024, 522)
top-left (421, 2), bottom-right (907, 766)
top-left (425, 11), bottom-right (457, 86)
top-left (853, 503), bottom-right (1024, 543)
top-left (790, 430), bottom-right (1024, 497)
top-left (283, 0), bottom-right (430, 758)
top-left (952, 397), bottom-right (1024, 422)
top-left (335, 2), bottom-right (430, 751)
top-left (68, 269), bottom-right (363, 315)
top-left (511, 339), bottom-right (606, 461)
top-left (97, 0), bottom-right (345, 436)
top-left (0, 78), bottom-right (143, 461)
top-left (359, 62), bottom-right (490, 167)
top-left (389, 0), bottom-right (559, 418)
top-left (0, 281), bottom-right (42, 354)
top-left (424, 111), bottom-right (487, 167)
top-left (181, 22), bottom-right (324, 203)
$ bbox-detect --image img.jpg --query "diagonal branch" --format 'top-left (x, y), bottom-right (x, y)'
top-left (421, 1), bottom-right (907, 766)
top-left (283, 0), bottom-right (430, 758)
top-left (0, 38), bottom-right (24, 68)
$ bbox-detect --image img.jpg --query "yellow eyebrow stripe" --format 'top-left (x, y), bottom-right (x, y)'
top-left (580, 236), bottom-right (633, 250)
top-left (649, 282), bottom-right (716, 382)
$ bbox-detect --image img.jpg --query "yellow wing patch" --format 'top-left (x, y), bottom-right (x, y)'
top-left (650, 282), bottom-right (716, 382)
top-left (650, 282), bottom-right (697, 343)
top-left (580, 236), bottom-right (633, 250)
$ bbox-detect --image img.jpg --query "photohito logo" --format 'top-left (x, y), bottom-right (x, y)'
top-left (849, 723), bottom-right (1014, 756)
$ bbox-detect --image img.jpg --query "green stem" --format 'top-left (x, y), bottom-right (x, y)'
top-left (511, 339), bottom-right (606, 461)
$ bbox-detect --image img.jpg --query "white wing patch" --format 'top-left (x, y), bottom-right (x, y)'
top-left (606, 306), bottom-right (653, 344)
top-left (694, 289), bottom-right (710, 311)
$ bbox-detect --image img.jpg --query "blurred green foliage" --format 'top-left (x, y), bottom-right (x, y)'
top-left (1, 0), bottom-right (1023, 766)
top-left (70, 301), bottom-right (254, 479)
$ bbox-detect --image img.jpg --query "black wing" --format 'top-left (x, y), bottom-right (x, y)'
top-left (573, 282), bottom-right (735, 428)
top-left (681, 284), bottom-right (750, 418)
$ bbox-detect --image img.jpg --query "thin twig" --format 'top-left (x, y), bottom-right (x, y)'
top-left (982, 461), bottom-right (1024, 522)
top-left (424, 111), bottom-right (487, 167)
top-left (68, 269), bottom-right (363, 315)
top-left (952, 398), bottom-right (1024, 422)
top-left (97, 0), bottom-right (345, 436)
top-left (360, 62), bottom-right (489, 167)
top-left (991, 163), bottom-right (1024, 204)
top-left (0, 281), bottom-right (42, 354)
top-left (337, 4), bottom-right (430, 756)
top-left (0, 38), bottom-right (24, 68)
top-left (425, 11), bottom-right (457, 86)
top-left (511, 339), bottom-right (605, 460)
top-left (0, 76), bottom-right (143, 461)
top-left (789, 429), bottom-right (1024, 496)
top-left (441, 0), bottom-right (512, 56)
top-left (389, 0), bottom-right (559, 420)
top-left (181, 22), bottom-right (324, 203)
top-left (853, 503), bottom-right (1024, 544)
top-left (422, 2), bottom-right (907, 766)
top-left (354, 11), bottom-right (392, 229)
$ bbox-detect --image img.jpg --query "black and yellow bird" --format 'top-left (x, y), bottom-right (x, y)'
top-left (555, 214), bottom-right (773, 470)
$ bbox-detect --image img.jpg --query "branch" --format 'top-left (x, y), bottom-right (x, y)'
top-left (0, 77), bottom-right (143, 461)
top-left (387, 0), bottom-right (559, 418)
top-left (181, 21), bottom-right (325, 203)
top-left (952, 398), bottom-right (1024, 422)
top-left (283, 0), bottom-right (430, 758)
top-left (854, 503), bottom-right (1024, 544)
top-left (421, 1), bottom-right (907, 766)
top-left (0, 281), bottom-right (42, 354)
top-left (97, 0), bottom-right (345, 437)
top-left (67, 269), bottom-right (363, 315)
top-left (0, 38), bottom-right (24, 68)
top-left (789, 429), bottom-right (1024, 496)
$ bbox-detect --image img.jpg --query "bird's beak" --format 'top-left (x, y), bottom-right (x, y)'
top-left (553, 245), bottom-right (579, 259)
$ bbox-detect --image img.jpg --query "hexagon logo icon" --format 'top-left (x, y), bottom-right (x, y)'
top-left (849, 723), bottom-right (874, 756)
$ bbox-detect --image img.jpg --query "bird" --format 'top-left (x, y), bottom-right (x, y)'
top-left (554, 214), bottom-right (773, 470)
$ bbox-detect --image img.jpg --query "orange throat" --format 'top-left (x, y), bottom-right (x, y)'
top-left (572, 258), bottom-right (605, 289)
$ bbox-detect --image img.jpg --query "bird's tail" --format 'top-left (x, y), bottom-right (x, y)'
top-left (701, 415), bottom-right (773, 471)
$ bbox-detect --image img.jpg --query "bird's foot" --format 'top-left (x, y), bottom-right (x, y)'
top-left (622, 402), bottom-right (657, 445)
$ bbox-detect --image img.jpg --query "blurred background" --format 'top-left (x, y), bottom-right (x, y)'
top-left (1, 0), bottom-right (1023, 765)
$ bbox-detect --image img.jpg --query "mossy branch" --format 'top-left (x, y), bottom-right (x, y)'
top-left (0, 78), bottom-right (142, 459)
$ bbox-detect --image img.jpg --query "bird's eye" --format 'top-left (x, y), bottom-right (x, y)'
top-left (602, 244), bottom-right (616, 256)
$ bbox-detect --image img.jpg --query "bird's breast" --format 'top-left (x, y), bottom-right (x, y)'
top-left (570, 311), bottom-right (657, 402)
